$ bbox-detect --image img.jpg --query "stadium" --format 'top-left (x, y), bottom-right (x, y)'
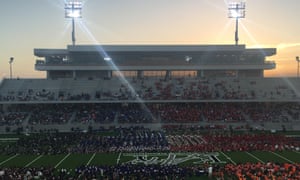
top-left (0, 1), bottom-right (300, 180)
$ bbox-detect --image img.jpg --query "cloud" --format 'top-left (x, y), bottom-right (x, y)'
top-left (248, 43), bottom-right (300, 50)
top-left (276, 43), bottom-right (300, 50)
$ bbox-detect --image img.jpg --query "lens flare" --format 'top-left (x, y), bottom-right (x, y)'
top-left (76, 20), bottom-right (158, 122)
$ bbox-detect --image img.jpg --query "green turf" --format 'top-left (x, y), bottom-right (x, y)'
top-left (1, 154), bottom-right (38, 167)
top-left (55, 154), bottom-right (92, 169)
top-left (249, 151), bottom-right (287, 163)
top-left (28, 154), bottom-right (67, 167)
top-left (0, 155), bottom-right (15, 166)
top-left (90, 153), bottom-right (120, 165)
top-left (272, 151), bottom-right (300, 163)
top-left (118, 153), bottom-right (134, 164)
top-left (0, 151), bottom-right (299, 180)
top-left (223, 151), bottom-right (258, 164)
top-left (0, 151), bottom-right (299, 169)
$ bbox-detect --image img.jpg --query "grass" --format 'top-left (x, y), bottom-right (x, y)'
top-left (30, 154), bottom-right (66, 167)
top-left (0, 131), bottom-right (299, 179)
top-left (2, 154), bottom-right (38, 167)
top-left (276, 151), bottom-right (300, 162)
top-left (0, 151), bottom-right (298, 180)
top-left (56, 154), bottom-right (92, 169)
top-left (90, 153), bottom-right (119, 166)
top-left (223, 151), bottom-right (257, 163)
top-left (0, 151), bottom-right (299, 169)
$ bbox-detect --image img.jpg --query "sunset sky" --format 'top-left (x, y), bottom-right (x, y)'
top-left (1, 0), bottom-right (300, 79)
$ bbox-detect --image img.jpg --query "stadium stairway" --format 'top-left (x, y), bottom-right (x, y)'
top-left (113, 112), bottom-right (119, 125)
top-left (21, 112), bottom-right (32, 127)
top-left (68, 112), bottom-right (77, 125)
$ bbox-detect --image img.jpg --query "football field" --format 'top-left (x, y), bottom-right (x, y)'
top-left (0, 151), bottom-right (299, 169)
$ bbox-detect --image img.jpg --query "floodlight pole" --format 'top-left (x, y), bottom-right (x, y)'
top-left (235, 16), bottom-right (239, 45)
top-left (228, 2), bottom-right (245, 45)
top-left (72, 16), bottom-right (76, 46)
top-left (9, 57), bottom-right (14, 79)
top-left (65, 1), bottom-right (82, 46)
top-left (296, 56), bottom-right (300, 78)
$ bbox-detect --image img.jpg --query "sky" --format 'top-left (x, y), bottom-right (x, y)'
top-left (1, 0), bottom-right (300, 80)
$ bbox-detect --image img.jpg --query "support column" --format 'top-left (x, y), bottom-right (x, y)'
top-left (197, 70), bottom-right (204, 78)
top-left (73, 71), bottom-right (76, 79)
top-left (260, 70), bottom-right (263, 77)
top-left (165, 70), bottom-right (172, 80)
top-left (137, 70), bottom-right (144, 79)
top-left (107, 71), bottom-right (112, 79)
top-left (47, 71), bottom-right (50, 79)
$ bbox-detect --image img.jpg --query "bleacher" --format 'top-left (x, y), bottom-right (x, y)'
top-left (1, 77), bottom-right (300, 102)
top-left (0, 76), bottom-right (300, 133)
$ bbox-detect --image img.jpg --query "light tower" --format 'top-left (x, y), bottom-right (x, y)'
top-left (296, 56), bottom-right (300, 78)
top-left (9, 57), bottom-right (14, 79)
top-left (65, 0), bottom-right (82, 46)
top-left (228, 1), bottom-right (246, 45)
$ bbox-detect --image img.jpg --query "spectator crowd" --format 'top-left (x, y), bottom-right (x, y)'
top-left (1, 77), bottom-right (298, 102)
top-left (0, 102), bottom-right (297, 128)
top-left (1, 162), bottom-right (299, 179)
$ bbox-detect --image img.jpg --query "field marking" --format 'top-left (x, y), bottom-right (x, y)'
top-left (270, 151), bottom-right (295, 164)
top-left (199, 136), bottom-right (207, 144)
top-left (117, 152), bottom-right (122, 164)
top-left (294, 151), bottom-right (300, 155)
top-left (86, 153), bottom-right (96, 166)
top-left (0, 138), bottom-right (19, 141)
top-left (161, 153), bottom-right (176, 165)
top-left (0, 154), bottom-right (19, 166)
top-left (219, 151), bottom-right (236, 165)
top-left (25, 155), bottom-right (43, 167)
top-left (245, 152), bottom-right (265, 163)
top-left (55, 153), bottom-right (70, 168)
top-left (123, 152), bottom-right (225, 165)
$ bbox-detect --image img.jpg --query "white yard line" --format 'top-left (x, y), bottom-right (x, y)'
top-left (55, 153), bottom-right (71, 168)
top-left (86, 153), bottom-right (96, 166)
top-left (25, 155), bottom-right (43, 167)
top-left (161, 153), bottom-right (176, 165)
top-left (0, 154), bottom-right (19, 166)
top-left (270, 151), bottom-right (295, 164)
top-left (294, 151), bottom-right (300, 155)
top-left (220, 151), bottom-right (236, 165)
top-left (117, 152), bottom-right (122, 164)
top-left (246, 152), bottom-right (264, 163)
top-left (199, 136), bottom-right (207, 144)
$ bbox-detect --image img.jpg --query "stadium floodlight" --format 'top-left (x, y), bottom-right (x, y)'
top-left (9, 57), bottom-right (14, 79)
top-left (228, 1), bottom-right (246, 45)
top-left (104, 56), bottom-right (112, 61)
top-left (185, 56), bottom-right (192, 62)
top-left (65, 0), bottom-right (82, 46)
top-left (296, 56), bottom-right (300, 77)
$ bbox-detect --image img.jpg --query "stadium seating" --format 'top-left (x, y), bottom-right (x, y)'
top-left (1, 77), bottom-right (300, 102)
